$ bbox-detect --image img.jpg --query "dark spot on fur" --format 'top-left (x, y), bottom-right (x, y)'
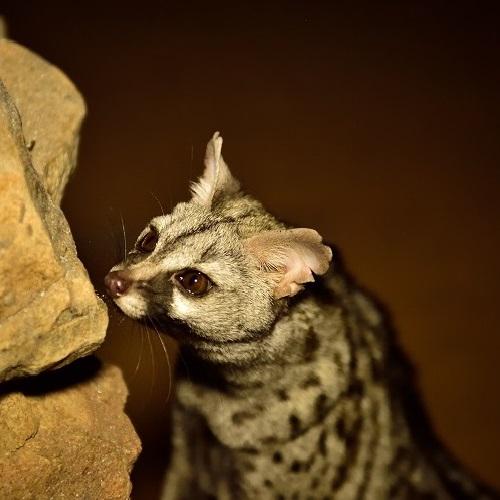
top-left (331, 414), bottom-right (363, 492)
top-left (250, 380), bottom-right (265, 389)
top-left (242, 460), bottom-right (256, 472)
top-left (303, 452), bottom-right (316, 472)
top-left (289, 414), bottom-right (301, 439)
top-left (391, 446), bottom-right (415, 476)
top-left (276, 495), bottom-right (285, 500)
top-left (346, 416), bottom-right (362, 450)
top-left (291, 493), bottom-right (299, 500)
top-left (272, 451), bottom-right (283, 463)
top-left (333, 350), bottom-right (343, 372)
top-left (335, 415), bottom-right (347, 439)
top-left (264, 479), bottom-right (273, 488)
top-left (276, 389), bottom-right (289, 401)
top-left (241, 447), bottom-right (259, 455)
top-left (300, 373), bottom-right (321, 389)
top-left (310, 477), bottom-right (320, 489)
top-left (232, 411), bottom-right (255, 425)
top-left (370, 357), bottom-right (384, 381)
top-left (290, 460), bottom-right (301, 473)
top-left (331, 464), bottom-right (348, 491)
top-left (318, 429), bottom-right (327, 456)
top-left (315, 393), bottom-right (329, 421)
top-left (347, 378), bottom-right (364, 398)
top-left (355, 402), bottom-right (379, 500)
top-left (304, 328), bottom-right (320, 362)
top-left (262, 436), bottom-right (278, 445)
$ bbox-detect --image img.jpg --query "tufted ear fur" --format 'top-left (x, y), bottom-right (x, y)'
top-left (244, 228), bottom-right (333, 299)
top-left (190, 132), bottom-right (240, 207)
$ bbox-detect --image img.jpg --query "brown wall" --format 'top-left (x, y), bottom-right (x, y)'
top-left (3, 2), bottom-right (499, 498)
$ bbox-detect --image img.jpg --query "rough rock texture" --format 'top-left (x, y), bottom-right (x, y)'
top-left (0, 18), bottom-right (6, 39)
top-left (0, 42), bottom-right (108, 382)
top-left (0, 359), bottom-right (141, 499)
top-left (0, 39), bottom-right (85, 205)
top-left (0, 40), bottom-right (140, 498)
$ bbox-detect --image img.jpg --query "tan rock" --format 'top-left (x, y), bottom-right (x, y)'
top-left (0, 18), bottom-right (7, 39)
top-left (0, 39), bottom-right (85, 205)
top-left (0, 41), bottom-right (140, 496)
top-left (0, 360), bottom-right (141, 499)
top-left (0, 60), bottom-right (107, 382)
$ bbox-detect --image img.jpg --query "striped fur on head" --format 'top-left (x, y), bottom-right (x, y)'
top-left (109, 133), bottom-right (332, 364)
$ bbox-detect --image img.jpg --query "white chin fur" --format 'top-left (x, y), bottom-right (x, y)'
top-left (114, 293), bottom-right (148, 319)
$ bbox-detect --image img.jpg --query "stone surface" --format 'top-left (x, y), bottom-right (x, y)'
top-left (0, 17), bottom-right (6, 39)
top-left (0, 39), bottom-right (85, 205)
top-left (0, 41), bottom-right (140, 496)
top-left (0, 359), bottom-right (141, 499)
top-left (0, 49), bottom-right (107, 382)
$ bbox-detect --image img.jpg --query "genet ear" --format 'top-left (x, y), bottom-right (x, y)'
top-left (190, 132), bottom-right (240, 207)
top-left (244, 228), bottom-right (333, 299)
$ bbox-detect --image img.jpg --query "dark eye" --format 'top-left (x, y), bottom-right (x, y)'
top-left (136, 228), bottom-right (158, 253)
top-left (175, 269), bottom-right (212, 296)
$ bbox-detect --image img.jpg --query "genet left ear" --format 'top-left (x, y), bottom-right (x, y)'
top-left (244, 228), bottom-right (333, 299)
top-left (190, 132), bottom-right (240, 208)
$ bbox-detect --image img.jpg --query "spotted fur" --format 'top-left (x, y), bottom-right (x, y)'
top-left (108, 133), bottom-right (497, 499)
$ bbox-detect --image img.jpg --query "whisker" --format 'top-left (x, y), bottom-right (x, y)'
top-left (150, 191), bottom-right (165, 217)
top-left (131, 323), bottom-right (145, 382)
top-left (146, 324), bottom-right (156, 406)
top-left (106, 207), bottom-right (122, 262)
top-left (120, 212), bottom-right (128, 262)
top-left (149, 317), bottom-right (173, 409)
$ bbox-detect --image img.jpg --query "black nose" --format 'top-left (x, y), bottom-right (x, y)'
top-left (104, 270), bottom-right (132, 298)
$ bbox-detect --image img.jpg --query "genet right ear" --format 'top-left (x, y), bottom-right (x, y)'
top-left (244, 228), bottom-right (333, 299)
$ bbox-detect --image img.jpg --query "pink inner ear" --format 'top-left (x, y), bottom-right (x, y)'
top-left (245, 228), bottom-right (333, 299)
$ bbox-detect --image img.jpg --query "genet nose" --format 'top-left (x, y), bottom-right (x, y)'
top-left (104, 270), bottom-right (132, 298)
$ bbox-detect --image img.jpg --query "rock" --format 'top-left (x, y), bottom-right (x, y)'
top-left (0, 358), bottom-right (141, 499)
top-left (0, 39), bottom-right (85, 205)
top-left (0, 42), bottom-right (140, 497)
top-left (0, 52), bottom-right (107, 382)
top-left (0, 18), bottom-right (6, 39)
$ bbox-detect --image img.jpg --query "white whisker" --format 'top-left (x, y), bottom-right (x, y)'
top-left (149, 318), bottom-right (173, 409)
top-left (131, 323), bottom-right (145, 382)
top-left (146, 325), bottom-right (156, 405)
top-left (150, 191), bottom-right (165, 217)
top-left (120, 212), bottom-right (127, 261)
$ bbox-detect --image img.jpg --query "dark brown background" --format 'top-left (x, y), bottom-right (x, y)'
top-left (2, 2), bottom-right (499, 497)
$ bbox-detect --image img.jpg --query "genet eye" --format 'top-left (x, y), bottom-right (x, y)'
top-left (136, 228), bottom-right (158, 253)
top-left (175, 269), bottom-right (212, 296)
